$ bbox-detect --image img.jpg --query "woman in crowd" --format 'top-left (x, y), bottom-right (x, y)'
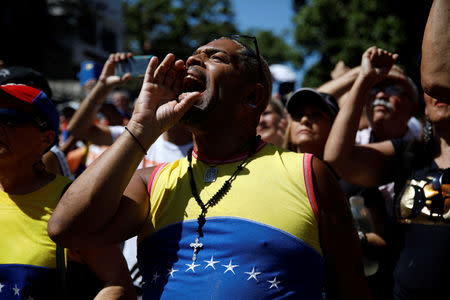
top-left (256, 96), bottom-right (287, 147)
top-left (283, 88), bottom-right (338, 159)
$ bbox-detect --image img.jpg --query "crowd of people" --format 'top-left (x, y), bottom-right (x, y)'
top-left (0, 0), bottom-right (448, 299)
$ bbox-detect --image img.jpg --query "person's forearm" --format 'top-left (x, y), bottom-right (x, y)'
top-left (49, 119), bottom-right (159, 247)
top-left (67, 81), bottom-right (112, 139)
top-left (59, 135), bottom-right (78, 155)
top-left (323, 73), bottom-right (373, 171)
top-left (421, 0), bottom-right (450, 98)
top-left (81, 245), bottom-right (137, 300)
top-left (317, 66), bottom-right (361, 101)
top-left (94, 286), bottom-right (136, 300)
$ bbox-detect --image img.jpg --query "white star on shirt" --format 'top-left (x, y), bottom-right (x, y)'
top-left (167, 266), bottom-right (179, 278)
top-left (0, 282), bottom-right (4, 292)
top-left (245, 267), bottom-right (262, 281)
top-left (185, 261), bottom-right (200, 272)
top-left (13, 284), bottom-right (20, 296)
top-left (204, 256), bottom-right (220, 270)
top-left (222, 260), bottom-right (239, 274)
top-left (151, 272), bottom-right (160, 283)
top-left (268, 276), bottom-right (281, 289)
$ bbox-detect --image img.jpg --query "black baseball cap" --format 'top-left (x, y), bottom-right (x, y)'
top-left (286, 88), bottom-right (339, 120)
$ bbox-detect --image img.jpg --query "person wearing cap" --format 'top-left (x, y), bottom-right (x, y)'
top-left (324, 45), bottom-right (450, 300)
top-left (0, 65), bottom-right (72, 178)
top-left (256, 96), bottom-right (287, 147)
top-left (286, 87), bottom-right (392, 296)
top-left (0, 84), bottom-right (135, 299)
top-left (284, 88), bottom-right (339, 159)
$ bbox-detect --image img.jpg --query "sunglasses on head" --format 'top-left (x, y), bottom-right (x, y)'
top-left (229, 34), bottom-right (263, 83)
top-left (0, 108), bottom-right (49, 129)
top-left (370, 84), bottom-right (407, 97)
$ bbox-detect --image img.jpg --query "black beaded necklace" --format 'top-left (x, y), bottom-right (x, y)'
top-left (186, 136), bottom-right (260, 262)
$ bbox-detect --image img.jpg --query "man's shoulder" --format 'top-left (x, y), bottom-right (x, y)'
top-left (257, 142), bottom-right (300, 158)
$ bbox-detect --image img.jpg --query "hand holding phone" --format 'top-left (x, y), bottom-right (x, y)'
top-left (115, 55), bottom-right (153, 78)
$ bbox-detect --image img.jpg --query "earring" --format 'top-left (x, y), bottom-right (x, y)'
top-left (424, 116), bottom-right (433, 143)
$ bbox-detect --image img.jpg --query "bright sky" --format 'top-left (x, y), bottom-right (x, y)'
top-left (230, 0), bottom-right (316, 87)
top-left (230, 0), bottom-right (295, 42)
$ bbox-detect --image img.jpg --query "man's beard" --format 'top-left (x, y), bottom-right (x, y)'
top-left (180, 105), bottom-right (206, 126)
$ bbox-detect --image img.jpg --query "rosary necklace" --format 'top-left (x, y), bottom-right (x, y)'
top-left (187, 136), bottom-right (260, 262)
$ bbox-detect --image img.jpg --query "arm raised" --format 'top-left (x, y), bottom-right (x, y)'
top-left (323, 46), bottom-right (398, 187)
top-left (48, 54), bottom-right (199, 248)
top-left (68, 53), bottom-right (132, 146)
top-left (317, 66), bottom-right (361, 105)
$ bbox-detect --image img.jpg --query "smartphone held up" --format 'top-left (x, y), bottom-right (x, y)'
top-left (115, 55), bottom-right (153, 77)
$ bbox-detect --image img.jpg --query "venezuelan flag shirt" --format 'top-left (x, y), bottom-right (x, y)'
top-left (0, 175), bottom-right (71, 299)
top-left (138, 143), bottom-right (325, 299)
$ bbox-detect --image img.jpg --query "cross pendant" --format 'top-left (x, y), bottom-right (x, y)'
top-left (189, 236), bottom-right (204, 262)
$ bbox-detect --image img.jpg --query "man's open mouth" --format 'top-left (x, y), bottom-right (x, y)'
top-left (182, 74), bottom-right (206, 94)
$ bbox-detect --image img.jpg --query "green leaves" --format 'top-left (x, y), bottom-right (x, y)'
top-left (122, 0), bottom-right (237, 60)
top-left (293, 0), bottom-right (430, 87)
top-left (252, 30), bottom-right (302, 67)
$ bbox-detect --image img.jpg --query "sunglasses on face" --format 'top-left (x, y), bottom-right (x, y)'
top-left (370, 85), bottom-right (407, 97)
top-left (0, 108), bottom-right (48, 129)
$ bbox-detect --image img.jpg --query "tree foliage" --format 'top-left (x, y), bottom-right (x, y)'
top-left (293, 0), bottom-right (432, 87)
top-left (122, 0), bottom-right (237, 60)
top-left (122, 0), bottom-right (301, 69)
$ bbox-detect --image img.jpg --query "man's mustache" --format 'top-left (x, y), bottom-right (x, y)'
top-left (370, 98), bottom-right (392, 110)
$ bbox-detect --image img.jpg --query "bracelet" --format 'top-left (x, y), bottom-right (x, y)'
top-left (124, 126), bottom-right (147, 155)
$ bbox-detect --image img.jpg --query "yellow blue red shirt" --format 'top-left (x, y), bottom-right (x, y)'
top-left (0, 175), bottom-right (71, 299)
top-left (137, 142), bottom-right (324, 299)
